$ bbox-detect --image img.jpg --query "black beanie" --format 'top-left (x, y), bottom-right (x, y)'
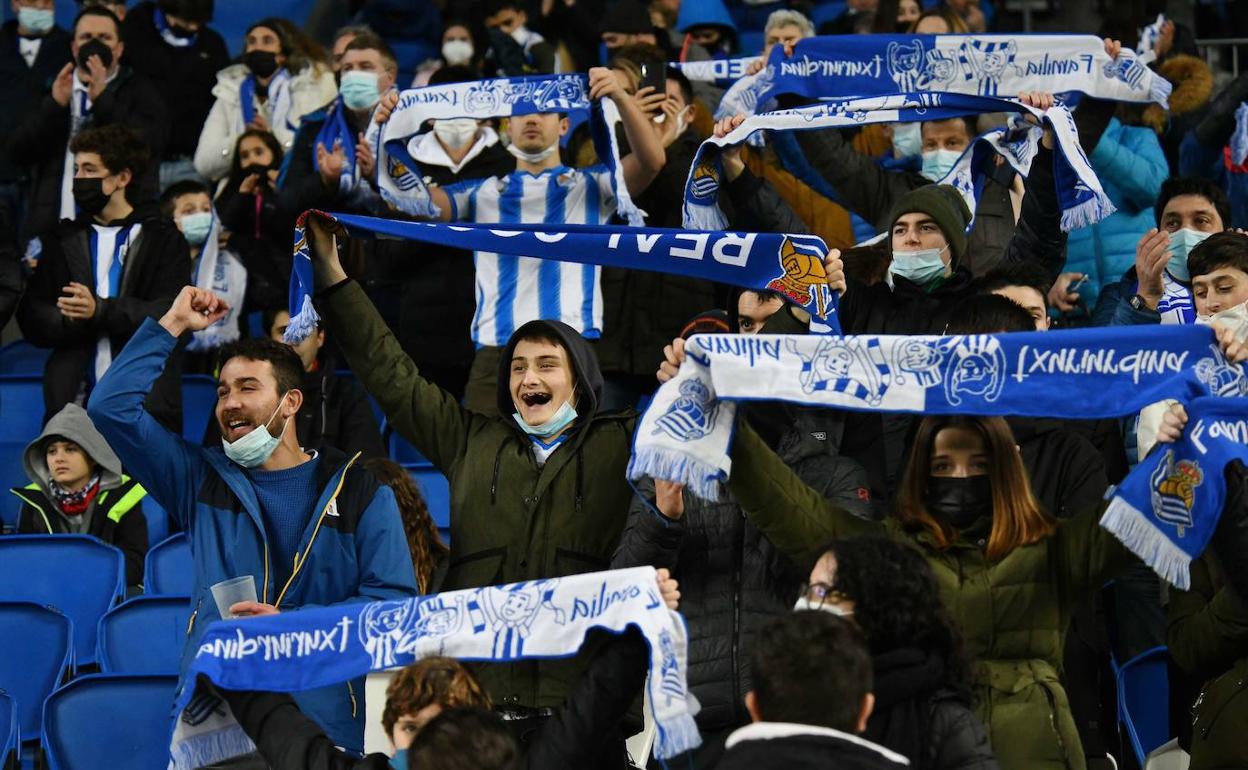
top-left (887, 184), bottom-right (972, 266)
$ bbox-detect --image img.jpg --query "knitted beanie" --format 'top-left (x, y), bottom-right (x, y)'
top-left (887, 184), bottom-right (972, 266)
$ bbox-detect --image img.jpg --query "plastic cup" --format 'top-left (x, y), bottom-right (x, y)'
top-left (210, 575), bottom-right (257, 619)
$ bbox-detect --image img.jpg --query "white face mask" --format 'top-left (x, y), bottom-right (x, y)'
top-left (921, 148), bottom-right (963, 181)
top-left (510, 26), bottom-right (530, 46)
top-left (441, 39), bottom-right (474, 66)
top-left (892, 121), bottom-right (922, 158)
top-left (793, 597), bottom-right (852, 616)
top-left (1196, 299), bottom-right (1248, 330)
top-left (433, 118), bottom-right (479, 150)
top-left (507, 142), bottom-right (558, 164)
top-left (513, 400), bottom-right (578, 438)
top-left (889, 244), bottom-right (949, 287)
top-left (221, 393), bottom-right (289, 469)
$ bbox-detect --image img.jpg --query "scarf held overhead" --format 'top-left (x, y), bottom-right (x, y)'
top-left (682, 92), bottom-right (1112, 233)
top-left (168, 567), bottom-right (699, 769)
top-left (376, 74), bottom-right (642, 225)
top-left (284, 210), bottom-right (841, 342)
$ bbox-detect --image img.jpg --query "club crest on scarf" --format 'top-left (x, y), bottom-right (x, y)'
top-left (768, 236), bottom-right (831, 311)
top-left (1194, 347), bottom-right (1248, 397)
top-left (1150, 450), bottom-right (1204, 537)
top-left (655, 379), bottom-right (719, 441)
top-left (689, 161), bottom-right (720, 202)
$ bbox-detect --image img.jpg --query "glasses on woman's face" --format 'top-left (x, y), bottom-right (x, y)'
top-left (798, 582), bottom-right (851, 610)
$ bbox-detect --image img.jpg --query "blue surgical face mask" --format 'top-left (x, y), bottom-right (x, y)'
top-left (921, 148), bottom-right (962, 182)
top-left (222, 393), bottom-right (289, 468)
top-left (340, 70), bottom-right (381, 111)
top-left (889, 245), bottom-right (949, 287)
top-left (513, 400), bottom-right (578, 438)
top-left (892, 122), bottom-right (921, 159)
top-left (18, 7), bottom-right (55, 35)
top-left (389, 749), bottom-right (408, 770)
top-left (179, 211), bottom-right (213, 247)
top-left (1165, 228), bottom-right (1212, 282)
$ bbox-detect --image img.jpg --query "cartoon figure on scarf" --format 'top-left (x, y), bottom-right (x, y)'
top-left (359, 599), bottom-right (417, 669)
top-left (956, 39), bottom-right (1017, 97)
top-left (787, 337), bottom-right (891, 406)
top-left (887, 40), bottom-right (958, 92)
top-left (481, 581), bottom-right (567, 657)
top-left (656, 629), bottom-right (686, 705)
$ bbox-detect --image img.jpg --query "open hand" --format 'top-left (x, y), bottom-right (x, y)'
top-left (51, 62), bottom-right (74, 107)
top-left (1134, 228), bottom-right (1171, 309)
top-left (317, 140), bottom-right (347, 186)
top-left (356, 132), bottom-right (376, 179)
top-left (229, 601), bottom-right (279, 618)
top-left (83, 54), bottom-right (109, 101)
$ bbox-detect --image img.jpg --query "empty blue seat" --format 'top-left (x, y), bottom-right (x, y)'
top-left (0, 689), bottom-right (17, 770)
top-left (0, 602), bottom-right (71, 762)
top-left (390, 433), bottom-right (430, 466)
top-left (1115, 645), bottom-right (1171, 765)
top-left (97, 596), bottom-right (192, 674)
top-left (0, 341), bottom-right (49, 376)
top-left (42, 674), bottom-right (177, 770)
top-left (182, 375), bottom-right (218, 443)
top-left (142, 497), bottom-right (171, 550)
top-left (407, 465), bottom-right (450, 529)
top-left (0, 376), bottom-right (44, 500)
top-left (0, 536), bottom-right (122, 666)
top-left (145, 534), bottom-right (193, 596)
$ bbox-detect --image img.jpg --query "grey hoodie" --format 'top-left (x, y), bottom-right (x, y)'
top-left (22, 403), bottom-right (125, 500)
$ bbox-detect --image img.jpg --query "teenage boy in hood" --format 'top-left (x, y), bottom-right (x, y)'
top-left (88, 284), bottom-right (418, 756)
top-left (303, 214), bottom-right (638, 764)
top-left (12, 402), bottom-right (148, 589)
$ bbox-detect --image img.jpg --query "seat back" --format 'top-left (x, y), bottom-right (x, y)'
top-left (1116, 645), bottom-right (1172, 765)
top-left (0, 536), bottom-right (122, 666)
top-left (144, 534), bottom-right (193, 596)
top-left (182, 375), bottom-right (219, 443)
top-left (0, 376), bottom-right (44, 502)
top-left (389, 433), bottom-right (429, 466)
top-left (42, 674), bottom-right (177, 770)
top-left (0, 689), bottom-right (17, 769)
top-left (406, 465), bottom-right (450, 529)
top-left (97, 596), bottom-right (192, 674)
top-left (142, 497), bottom-right (170, 551)
top-left (0, 341), bottom-right (49, 375)
top-left (0, 603), bottom-right (72, 745)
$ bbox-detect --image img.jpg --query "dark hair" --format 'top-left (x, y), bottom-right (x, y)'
top-left (159, 179), bottom-right (212, 219)
top-left (921, 115), bottom-right (977, 141)
top-left (428, 64), bottom-right (479, 87)
top-left (977, 261), bottom-right (1054, 306)
top-left (73, 6), bottom-right (123, 40)
top-left (1155, 177), bottom-right (1231, 230)
top-left (668, 68), bottom-right (694, 106)
top-left (69, 124), bottom-right (150, 184)
top-left (217, 337), bottom-right (305, 396)
top-left (343, 30), bottom-right (398, 74)
top-left (750, 611), bottom-right (873, 732)
top-left (944, 293), bottom-right (1034, 334)
top-left (158, 0), bottom-right (214, 23)
top-left (816, 536), bottom-right (974, 702)
top-left (245, 18), bottom-right (291, 57)
top-left (227, 129), bottom-right (283, 190)
top-left (405, 708), bottom-right (517, 770)
top-left (364, 457), bottom-right (449, 594)
top-left (484, 0), bottom-right (524, 16)
top-left (1189, 230), bottom-right (1248, 280)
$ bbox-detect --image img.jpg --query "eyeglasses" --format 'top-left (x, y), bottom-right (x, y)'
top-left (798, 582), bottom-right (851, 610)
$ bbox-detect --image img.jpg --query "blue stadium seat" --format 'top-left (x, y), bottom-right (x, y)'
top-left (42, 674), bottom-right (178, 770)
top-left (390, 433), bottom-right (430, 467)
top-left (142, 496), bottom-right (171, 551)
top-left (811, 0), bottom-right (849, 28)
top-left (0, 603), bottom-right (71, 765)
top-left (334, 370), bottom-right (385, 428)
top-left (406, 465), bottom-right (450, 529)
top-left (0, 536), bottom-right (122, 667)
top-left (738, 30), bottom-right (765, 57)
top-left (145, 534), bottom-right (193, 596)
top-left (0, 341), bottom-right (49, 376)
top-left (182, 375), bottom-right (218, 443)
top-left (0, 376), bottom-right (44, 502)
top-left (1, 491), bottom-right (21, 535)
top-left (1115, 645), bottom-right (1171, 765)
top-left (97, 596), bottom-right (192, 675)
top-left (0, 689), bottom-right (17, 770)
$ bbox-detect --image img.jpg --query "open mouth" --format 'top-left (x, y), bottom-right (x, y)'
top-left (520, 392), bottom-right (552, 407)
top-left (224, 416), bottom-right (254, 439)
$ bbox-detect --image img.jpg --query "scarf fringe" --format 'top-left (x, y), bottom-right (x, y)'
top-left (186, 322), bottom-right (241, 352)
top-left (1151, 74), bottom-right (1174, 110)
top-left (653, 712), bottom-right (702, 761)
top-left (1099, 497), bottom-right (1193, 590)
top-left (628, 448), bottom-right (725, 502)
top-left (681, 203), bottom-right (728, 233)
top-left (286, 294), bottom-right (320, 344)
top-left (169, 725), bottom-right (256, 770)
top-left (1061, 193), bottom-right (1118, 232)
top-left (1232, 103), bottom-right (1248, 166)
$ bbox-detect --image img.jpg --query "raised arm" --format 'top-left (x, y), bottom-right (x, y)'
top-left (716, 115), bottom-right (811, 234)
top-left (587, 67), bottom-right (665, 197)
top-left (793, 124), bottom-right (914, 229)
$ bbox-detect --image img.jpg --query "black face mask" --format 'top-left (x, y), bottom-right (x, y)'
top-left (925, 475), bottom-right (993, 531)
top-left (72, 177), bottom-right (112, 216)
top-left (168, 23), bottom-right (196, 39)
top-left (241, 162), bottom-right (271, 177)
top-left (77, 38), bottom-right (114, 71)
top-left (243, 50), bottom-right (280, 79)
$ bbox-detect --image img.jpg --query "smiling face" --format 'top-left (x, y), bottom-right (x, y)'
top-left (45, 439), bottom-right (95, 491)
top-left (510, 338), bottom-right (576, 427)
top-left (1193, 266), bottom-right (1248, 316)
top-left (215, 358), bottom-right (295, 443)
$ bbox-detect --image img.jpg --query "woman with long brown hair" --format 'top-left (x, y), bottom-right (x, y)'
top-left (364, 458), bottom-right (449, 594)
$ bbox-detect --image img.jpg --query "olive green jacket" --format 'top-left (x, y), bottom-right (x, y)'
top-left (1168, 552), bottom-right (1248, 770)
top-left (728, 423), bottom-right (1134, 770)
top-left (317, 280), bottom-right (637, 710)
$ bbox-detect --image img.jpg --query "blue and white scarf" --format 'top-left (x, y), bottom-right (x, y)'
top-left (187, 211), bottom-right (246, 352)
top-left (1136, 14), bottom-right (1167, 63)
top-left (376, 74), bottom-right (642, 225)
top-left (672, 57), bottom-right (760, 83)
top-left (284, 211), bottom-right (841, 341)
top-left (168, 567), bottom-right (699, 769)
top-left (749, 34), bottom-right (1171, 109)
top-left (312, 97), bottom-right (384, 196)
top-left (1103, 396), bottom-right (1248, 589)
top-left (238, 68), bottom-right (293, 136)
top-left (1158, 272), bottom-right (1196, 325)
top-left (154, 7), bottom-right (197, 48)
top-left (683, 92), bottom-right (1112, 233)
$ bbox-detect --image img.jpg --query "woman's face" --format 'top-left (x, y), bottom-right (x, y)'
top-left (897, 0), bottom-right (921, 26)
top-left (238, 136), bottom-right (275, 169)
top-left (442, 24), bottom-right (471, 45)
top-left (929, 426), bottom-right (989, 478)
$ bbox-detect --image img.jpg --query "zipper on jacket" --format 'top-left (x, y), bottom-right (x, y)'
top-left (490, 444), bottom-right (504, 505)
top-left (731, 509), bottom-right (744, 721)
top-left (347, 681), bottom-right (358, 718)
top-left (187, 599), bottom-right (202, 636)
top-left (1039, 680), bottom-right (1073, 769)
top-left (274, 452), bottom-right (361, 609)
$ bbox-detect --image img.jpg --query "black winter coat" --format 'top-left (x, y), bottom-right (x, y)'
top-left (121, 3), bottom-right (230, 160)
top-left (613, 407), bottom-right (873, 733)
top-left (8, 66), bottom-right (168, 241)
top-left (1008, 417), bottom-right (1109, 520)
top-left (15, 211), bottom-right (190, 431)
top-left (0, 20), bottom-right (71, 182)
top-left (0, 209), bottom-right (21, 327)
top-left (216, 180), bottom-right (292, 312)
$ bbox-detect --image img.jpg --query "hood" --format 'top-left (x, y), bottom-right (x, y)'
top-left (496, 320), bottom-right (605, 425)
top-left (1142, 53), bottom-right (1213, 133)
top-left (23, 404), bottom-right (124, 495)
top-left (676, 0), bottom-right (737, 33)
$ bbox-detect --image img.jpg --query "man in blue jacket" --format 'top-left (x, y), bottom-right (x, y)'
top-left (88, 284), bottom-right (418, 757)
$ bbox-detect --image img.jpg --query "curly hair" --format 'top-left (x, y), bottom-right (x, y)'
top-left (382, 657), bottom-right (493, 739)
top-left (816, 535), bottom-right (975, 703)
top-left (364, 457), bottom-right (448, 594)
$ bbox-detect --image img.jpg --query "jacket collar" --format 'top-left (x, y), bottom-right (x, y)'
top-left (725, 722), bottom-right (909, 765)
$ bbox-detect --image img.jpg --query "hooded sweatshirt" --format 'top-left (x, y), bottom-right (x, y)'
top-left (12, 403), bottom-right (148, 586)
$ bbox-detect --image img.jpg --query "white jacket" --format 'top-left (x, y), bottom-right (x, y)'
top-left (193, 62), bottom-right (337, 182)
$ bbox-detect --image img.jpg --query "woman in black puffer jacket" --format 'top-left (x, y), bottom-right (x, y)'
top-left (798, 535), bottom-right (999, 770)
